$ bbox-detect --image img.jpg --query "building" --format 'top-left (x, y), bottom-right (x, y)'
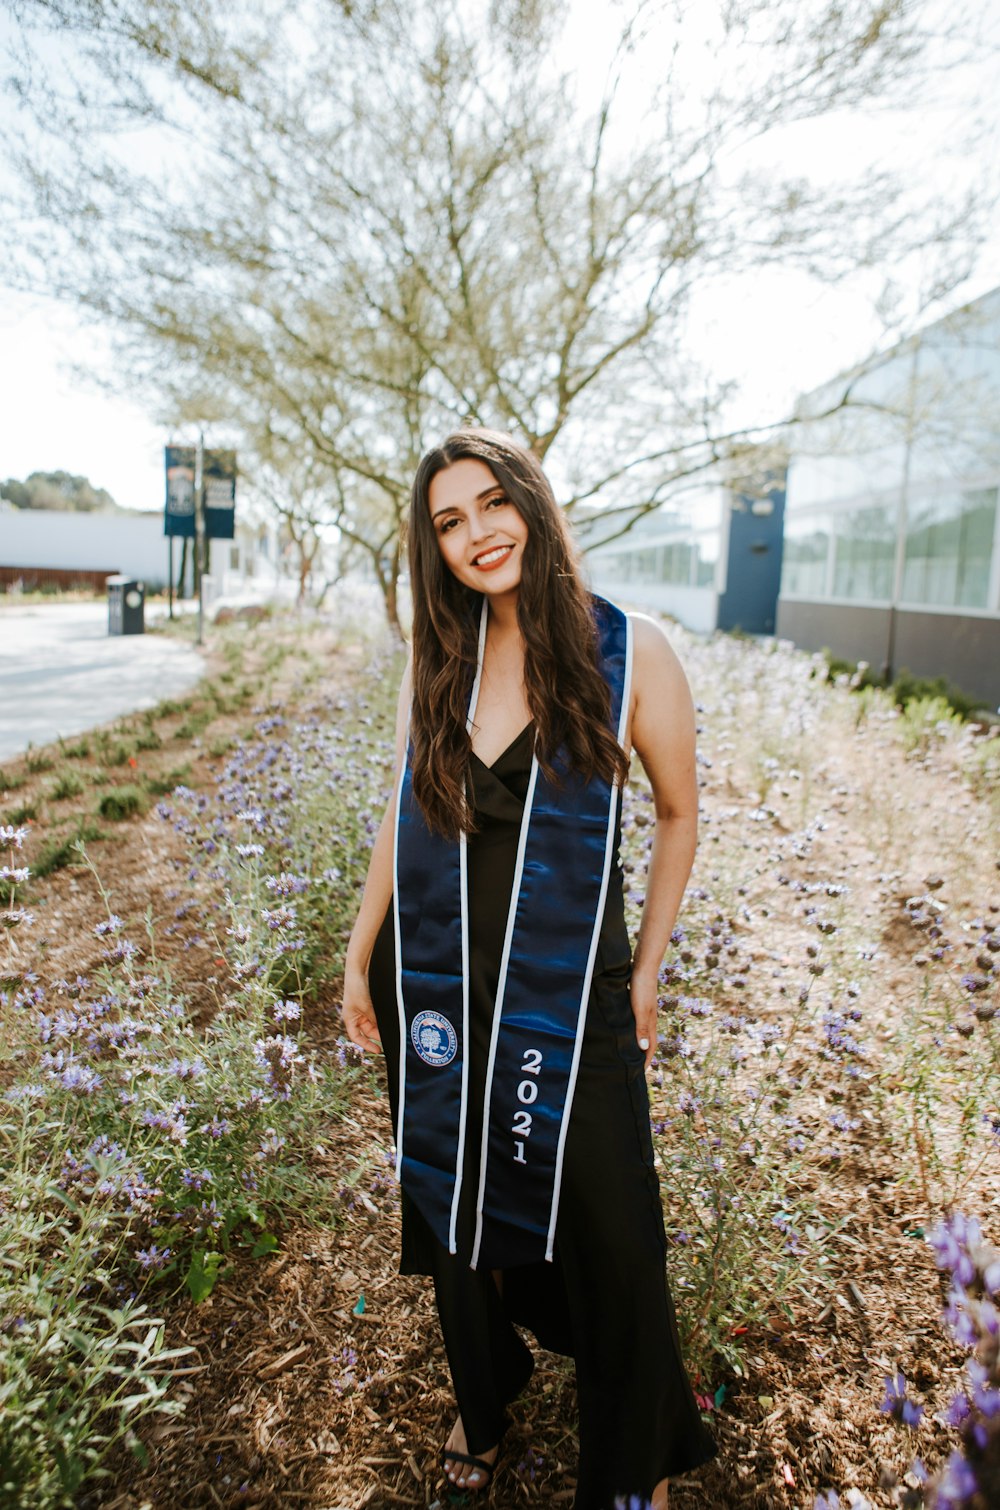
top-left (777, 288), bottom-right (1000, 709)
top-left (0, 506), bottom-right (280, 599)
top-left (581, 469), bottom-right (787, 637)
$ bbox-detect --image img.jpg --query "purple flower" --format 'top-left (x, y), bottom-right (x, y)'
top-left (879, 1370), bottom-right (924, 1427)
top-left (0, 907), bottom-right (34, 929)
top-left (261, 905), bottom-right (297, 931)
top-left (934, 1450), bottom-right (977, 1508)
top-left (167, 1056), bottom-right (206, 1082)
top-left (944, 1391), bottom-right (972, 1428)
top-left (59, 1063), bottom-right (102, 1094)
top-left (264, 872), bottom-right (309, 896)
top-left (942, 1286), bottom-right (980, 1349)
top-left (135, 1244), bottom-right (172, 1271)
top-left (930, 1214), bottom-right (981, 1288)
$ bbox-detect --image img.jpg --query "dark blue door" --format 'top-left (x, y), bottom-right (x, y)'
top-left (716, 483), bottom-right (786, 635)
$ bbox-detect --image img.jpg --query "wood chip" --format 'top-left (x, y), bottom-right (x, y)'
top-left (258, 1341), bottom-right (312, 1378)
top-left (405, 1451), bottom-right (423, 1482)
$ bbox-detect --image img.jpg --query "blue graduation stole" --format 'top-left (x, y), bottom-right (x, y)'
top-left (393, 595), bottom-right (632, 1268)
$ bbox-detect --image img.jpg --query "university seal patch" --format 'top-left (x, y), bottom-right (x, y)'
top-left (410, 1010), bottom-right (458, 1067)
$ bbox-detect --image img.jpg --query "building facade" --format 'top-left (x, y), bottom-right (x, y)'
top-left (582, 472), bottom-right (786, 637)
top-left (777, 289), bottom-right (1000, 709)
top-left (0, 507), bottom-right (280, 599)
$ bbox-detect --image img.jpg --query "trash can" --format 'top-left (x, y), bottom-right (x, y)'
top-left (107, 575), bottom-right (145, 635)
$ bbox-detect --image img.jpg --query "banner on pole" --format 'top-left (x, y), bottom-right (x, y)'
top-left (164, 446), bottom-right (196, 537)
top-left (204, 450), bottom-right (237, 540)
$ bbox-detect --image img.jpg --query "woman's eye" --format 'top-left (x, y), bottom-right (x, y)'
top-left (485, 495), bottom-right (508, 509)
top-left (439, 517), bottom-right (459, 533)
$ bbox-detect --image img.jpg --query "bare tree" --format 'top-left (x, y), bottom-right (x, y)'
top-left (2, 0), bottom-right (995, 622)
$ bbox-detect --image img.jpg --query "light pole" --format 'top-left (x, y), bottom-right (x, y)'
top-left (195, 429), bottom-right (206, 648)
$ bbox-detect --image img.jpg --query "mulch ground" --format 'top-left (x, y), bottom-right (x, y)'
top-left (3, 613), bottom-right (998, 1510)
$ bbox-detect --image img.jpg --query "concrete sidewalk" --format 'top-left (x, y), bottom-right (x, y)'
top-left (0, 602), bottom-right (206, 763)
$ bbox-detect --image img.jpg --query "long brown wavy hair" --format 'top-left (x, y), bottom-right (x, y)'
top-left (407, 427), bottom-right (630, 838)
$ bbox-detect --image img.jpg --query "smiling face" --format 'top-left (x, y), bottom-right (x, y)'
top-left (428, 457), bottom-right (529, 597)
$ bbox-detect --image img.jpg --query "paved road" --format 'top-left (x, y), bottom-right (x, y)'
top-left (0, 603), bottom-right (206, 763)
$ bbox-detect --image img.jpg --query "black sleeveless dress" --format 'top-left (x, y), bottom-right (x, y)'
top-left (367, 725), bottom-right (716, 1507)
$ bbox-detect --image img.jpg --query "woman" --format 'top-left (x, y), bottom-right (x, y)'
top-left (342, 428), bottom-right (715, 1509)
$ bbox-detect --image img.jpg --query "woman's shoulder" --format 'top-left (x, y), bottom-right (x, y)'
top-left (627, 610), bottom-right (676, 657)
top-left (626, 612), bottom-right (690, 696)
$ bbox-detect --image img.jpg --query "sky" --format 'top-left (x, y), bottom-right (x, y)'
top-left (1, 0), bottom-right (998, 514)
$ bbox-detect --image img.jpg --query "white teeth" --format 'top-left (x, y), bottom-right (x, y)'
top-left (474, 545), bottom-right (511, 566)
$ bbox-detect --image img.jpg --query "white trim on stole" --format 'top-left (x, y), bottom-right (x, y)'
top-left (395, 605), bottom-right (487, 1248)
top-left (545, 612), bottom-right (634, 1259)
top-left (471, 607), bottom-right (634, 1268)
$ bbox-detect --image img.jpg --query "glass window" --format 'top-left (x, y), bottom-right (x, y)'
top-left (901, 488), bottom-right (997, 609)
top-left (694, 535), bottom-right (717, 587)
top-left (781, 516), bottom-right (831, 597)
top-left (831, 505), bottom-right (895, 602)
top-left (662, 542), bottom-right (693, 585)
top-left (636, 548), bottom-right (658, 583)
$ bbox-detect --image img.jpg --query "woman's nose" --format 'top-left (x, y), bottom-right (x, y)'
top-left (469, 509), bottom-right (496, 542)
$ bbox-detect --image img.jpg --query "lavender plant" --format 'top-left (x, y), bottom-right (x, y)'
top-left (620, 636), bottom-right (866, 1378)
top-left (819, 1214), bottom-right (999, 1510)
top-left (0, 651), bottom-right (401, 1503)
top-left (874, 890), bottom-right (999, 1216)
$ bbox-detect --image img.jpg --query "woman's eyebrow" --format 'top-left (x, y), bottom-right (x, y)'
top-left (431, 486), bottom-right (503, 522)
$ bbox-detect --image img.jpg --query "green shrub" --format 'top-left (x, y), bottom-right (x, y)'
top-left (821, 651), bottom-right (980, 720)
top-left (144, 765), bottom-right (192, 797)
top-left (174, 709), bottom-right (212, 741)
top-left (48, 769), bottom-right (86, 802)
top-left (96, 786), bottom-right (148, 822)
top-left (23, 749), bottom-right (54, 775)
top-left (899, 694), bottom-right (964, 754)
top-left (32, 820), bottom-right (107, 881)
top-left (154, 697), bottom-right (187, 717)
top-left (2, 801), bottom-right (39, 825)
top-left (891, 666), bottom-right (979, 719)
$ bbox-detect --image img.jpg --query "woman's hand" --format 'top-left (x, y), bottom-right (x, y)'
top-left (341, 967), bottom-right (383, 1055)
top-left (630, 968), bottom-right (659, 1071)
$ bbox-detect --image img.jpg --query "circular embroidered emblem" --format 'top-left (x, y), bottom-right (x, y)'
top-left (410, 1011), bottom-right (458, 1067)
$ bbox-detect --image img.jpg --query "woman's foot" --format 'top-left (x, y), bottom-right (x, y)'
top-left (441, 1414), bottom-right (499, 1490)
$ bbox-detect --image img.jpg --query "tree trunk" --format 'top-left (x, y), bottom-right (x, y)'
top-left (384, 572), bottom-right (400, 636)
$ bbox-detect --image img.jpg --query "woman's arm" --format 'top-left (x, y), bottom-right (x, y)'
top-left (340, 657), bottom-right (412, 1054)
top-left (626, 614), bottom-right (699, 1070)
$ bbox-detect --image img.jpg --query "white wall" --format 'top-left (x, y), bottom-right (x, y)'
top-left (0, 509), bottom-right (174, 584)
top-left (0, 509), bottom-right (269, 590)
top-left (587, 569), bottom-right (719, 634)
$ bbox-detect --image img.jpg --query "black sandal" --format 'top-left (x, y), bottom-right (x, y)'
top-left (439, 1445), bottom-right (499, 1491)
